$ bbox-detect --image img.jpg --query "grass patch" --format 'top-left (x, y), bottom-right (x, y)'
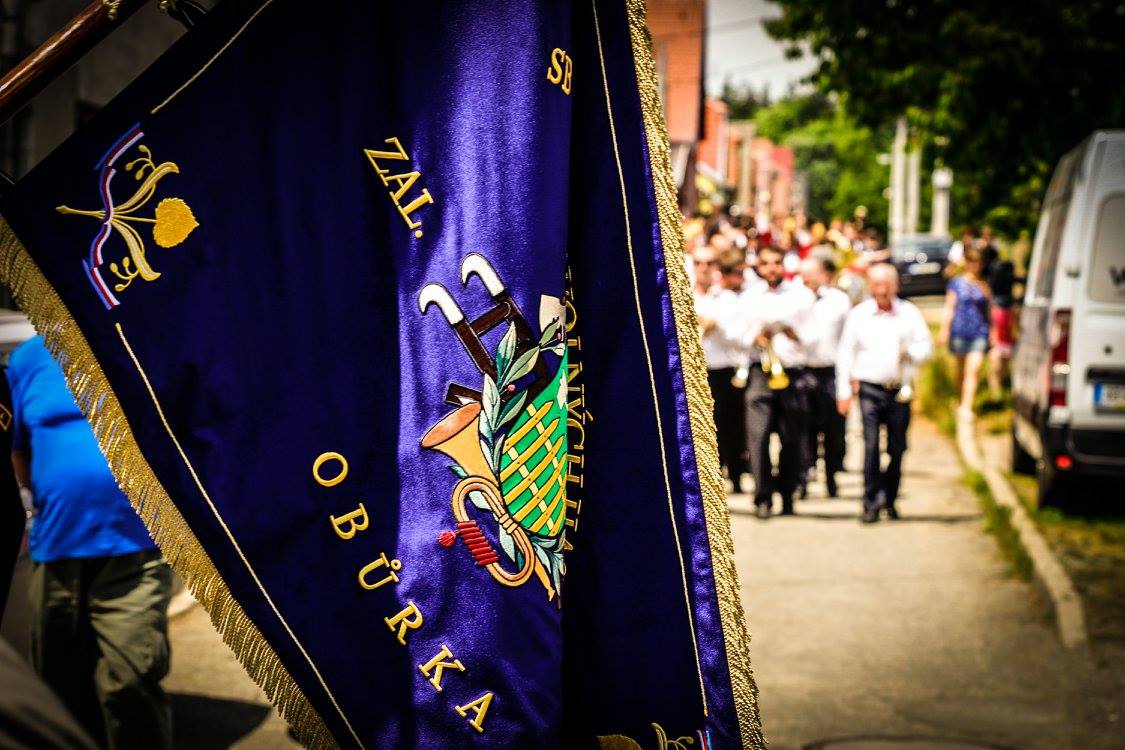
top-left (965, 469), bottom-right (1034, 580)
top-left (918, 348), bottom-right (958, 436)
top-left (1006, 471), bottom-right (1125, 640)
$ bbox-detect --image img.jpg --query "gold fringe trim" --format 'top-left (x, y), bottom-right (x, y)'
top-left (623, 2), bottom-right (766, 747)
top-left (0, 217), bottom-right (339, 750)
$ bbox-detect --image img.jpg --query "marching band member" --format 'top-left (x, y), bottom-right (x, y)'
top-left (800, 255), bottom-right (852, 498)
top-left (835, 264), bottom-right (933, 523)
top-left (695, 247), bottom-right (747, 494)
top-left (735, 244), bottom-right (819, 518)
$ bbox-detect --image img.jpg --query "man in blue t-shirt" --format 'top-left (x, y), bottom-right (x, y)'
top-left (8, 336), bottom-right (171, 750)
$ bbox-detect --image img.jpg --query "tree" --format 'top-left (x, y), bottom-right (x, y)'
top-left (719, 81), bottom-right (770, 121)
top-left (746, 93), bottom-right (890, 232)
top-left (763, 0), bottom-right (1125, 235)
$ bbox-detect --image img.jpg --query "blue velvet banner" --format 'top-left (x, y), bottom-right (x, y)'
top-left (0, 1), bottom-right (761, 747)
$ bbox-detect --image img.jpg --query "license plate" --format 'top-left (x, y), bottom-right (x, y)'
top-left (1094, 382), bottom-right (1125, 410)
top-left (909, 262), bottom-right (941, 275)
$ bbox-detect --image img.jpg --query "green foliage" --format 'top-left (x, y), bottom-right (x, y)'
top-left (719, 81), bottom-right (770, 121)
top-left (965, 470), bottom-right (1034, 581)
top-left (745, 93), bottom-right (890, 230)
top-left (763, 0), bottom-right (1125, 236)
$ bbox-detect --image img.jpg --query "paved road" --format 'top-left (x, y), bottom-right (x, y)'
top-left (735, 416), bottom-right (1113, 750)
top-left (164, 605), bottom-right (297, 749)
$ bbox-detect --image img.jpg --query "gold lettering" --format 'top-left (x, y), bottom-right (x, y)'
top-left (384, 601), bottom-right (424, 645)
top-left (384, 171), bottom-right (421, 204)
top-left (562, 54), bottom-right (573, 94)
top-left (567, 389), bottom-right (586, 423)
top-left (566, 453), bottom-right (584, 487)
top-left (567, 416), bottom-right (586, 451)
top-left (395, 189), bottom-right (434, 230)
top-left (567, 361), bottom-right (583, 383)
top-left (359, 552), bottom-right (402, 590)
top-left (564, 297), bottom-right (577, 332)
top-left (454, 692), bottom-right (493, 734)
top-left (548, 48), bottom-right (565, 84)
top-left (313, 452), bottom-right (348, 487)
top-left (364, 137), bottom-right (409, 172)
top-left (329, 502), bottom-right (368, 540)
top-left (417, 644), bottom-right (465, 692)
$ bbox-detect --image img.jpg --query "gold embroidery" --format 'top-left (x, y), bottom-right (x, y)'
top-left (357, 552), bottom-right (402, 591)
top-left (312, 451), bottom-right (349, 487)
top-left (0, 217), bottom-right (338, 748)
top-left (589, 0), bottom-right (706, 715)
top-left (417, 644), bottom-right (465, 693)
top-left (384, 601), bottom-right (424, 645)
top-left (622, 0), bottom-right (765, 745)
top-left (454, 691), bottom-right (494, 733)
top-left (548, 47), bottom-right (574, 95)
top-left (329, 502), bottom-right (369, 540)
top-left (57, 144), bottom-right (198, 294)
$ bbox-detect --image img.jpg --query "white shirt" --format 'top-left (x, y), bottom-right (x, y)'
top-left (695, 287), bottom-right (741, 370)
top-left (806, 285), bottom-right (852, 368)
top-left (733, 280), bottom-right (819, 369)
top-left (836, 297), bottom-right (933, 398)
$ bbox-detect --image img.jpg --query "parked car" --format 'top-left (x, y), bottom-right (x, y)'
top-left (1011, 130), bottom-right (1125, 507)
top-left (890, 234), bottom-right (952, 297)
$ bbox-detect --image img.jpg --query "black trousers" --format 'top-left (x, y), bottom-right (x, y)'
top-left (745, 366), bottom-right (808, 506)
top-left (859, 381), bottom-right (911, 511)
top-left (807, 366), bottom-right (846, 477)
top-left (708, 367), bottom-right (747, 489)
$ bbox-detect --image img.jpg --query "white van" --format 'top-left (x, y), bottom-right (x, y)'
top-left (1011, 130), bottom-right (1125, 507)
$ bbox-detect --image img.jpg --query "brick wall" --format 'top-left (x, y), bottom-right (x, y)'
top-left (647, 0), bottom-right (704, 144)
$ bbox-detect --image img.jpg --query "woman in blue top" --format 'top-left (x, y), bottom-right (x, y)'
top-left (938, 246), bottom-right (993, 420)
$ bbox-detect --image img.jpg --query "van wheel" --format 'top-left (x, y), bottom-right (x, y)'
top-left (1011, 424), bottom-right (1035, 475)
top-left (1035, 458), bottom-right (1073, 510)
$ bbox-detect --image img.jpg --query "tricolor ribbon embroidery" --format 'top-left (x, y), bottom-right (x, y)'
top-left (56, 124), bottom-right (199, 309)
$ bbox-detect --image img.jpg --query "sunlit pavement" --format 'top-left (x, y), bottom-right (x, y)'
top-left (731, 415), bottom-right (1116, 750)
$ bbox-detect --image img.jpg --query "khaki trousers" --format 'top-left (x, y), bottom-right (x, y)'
top-left (29, 549), bottom-right (172, 750)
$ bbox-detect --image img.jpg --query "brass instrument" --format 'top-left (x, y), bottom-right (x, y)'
top-left (731, 358), bottom-right (749, 389)
top-left (896, 342), bottom-right (915, 403)
top-left (421, 403), bottom-right (552, 594)
top-left (760, 336), bottom-right (790, 390)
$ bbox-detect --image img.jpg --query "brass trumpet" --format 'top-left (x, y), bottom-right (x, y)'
top-left (760, 338), bottom-right (789, 390)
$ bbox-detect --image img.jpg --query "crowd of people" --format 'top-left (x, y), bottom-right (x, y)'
top-left (689, 212), bottom-right (1013, 524)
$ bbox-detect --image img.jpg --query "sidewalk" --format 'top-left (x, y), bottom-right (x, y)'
top-left (733, 416), bottom-right (1109, 750)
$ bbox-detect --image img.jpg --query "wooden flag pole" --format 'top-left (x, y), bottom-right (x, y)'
top-left (0, 0), bottom-right (150, 128)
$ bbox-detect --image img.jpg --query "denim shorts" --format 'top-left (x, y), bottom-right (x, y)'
top-left (949, 335), bottom-right (988, 355)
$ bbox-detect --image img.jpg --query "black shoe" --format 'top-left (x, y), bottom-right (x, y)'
top-left (861, 507), bottom-right (879, 524)
top-left (884, 506), bottom-right (899, 520)
top-left (826, 473), bottom-right (838, 498)
top-left (755, 504), bottom-right (772, 519)
top-left (779, 500), bottom-right (795, 516)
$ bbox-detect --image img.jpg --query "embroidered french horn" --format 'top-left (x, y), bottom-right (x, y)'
top-left (421, 402), bottom-right (536, 587)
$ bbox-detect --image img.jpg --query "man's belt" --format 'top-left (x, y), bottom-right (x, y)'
top-left (860, 379), bottom-right (902, 392)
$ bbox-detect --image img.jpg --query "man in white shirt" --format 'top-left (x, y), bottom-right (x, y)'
top-left (800, 256), bottom-right (851, 497)
top-left (695, 249), bottom-right (747, 493)
top-left (836, 263), bottom-right (933, 523)
top-left (734, 245), bottom-right (818, 518)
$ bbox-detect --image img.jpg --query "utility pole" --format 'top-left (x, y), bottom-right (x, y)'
top-left (931, 166), bottom-right (953, 237)
top-left (889, 117), bottom-right (907, 244)
top-left (905, 146), bottom-right (920, 236)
